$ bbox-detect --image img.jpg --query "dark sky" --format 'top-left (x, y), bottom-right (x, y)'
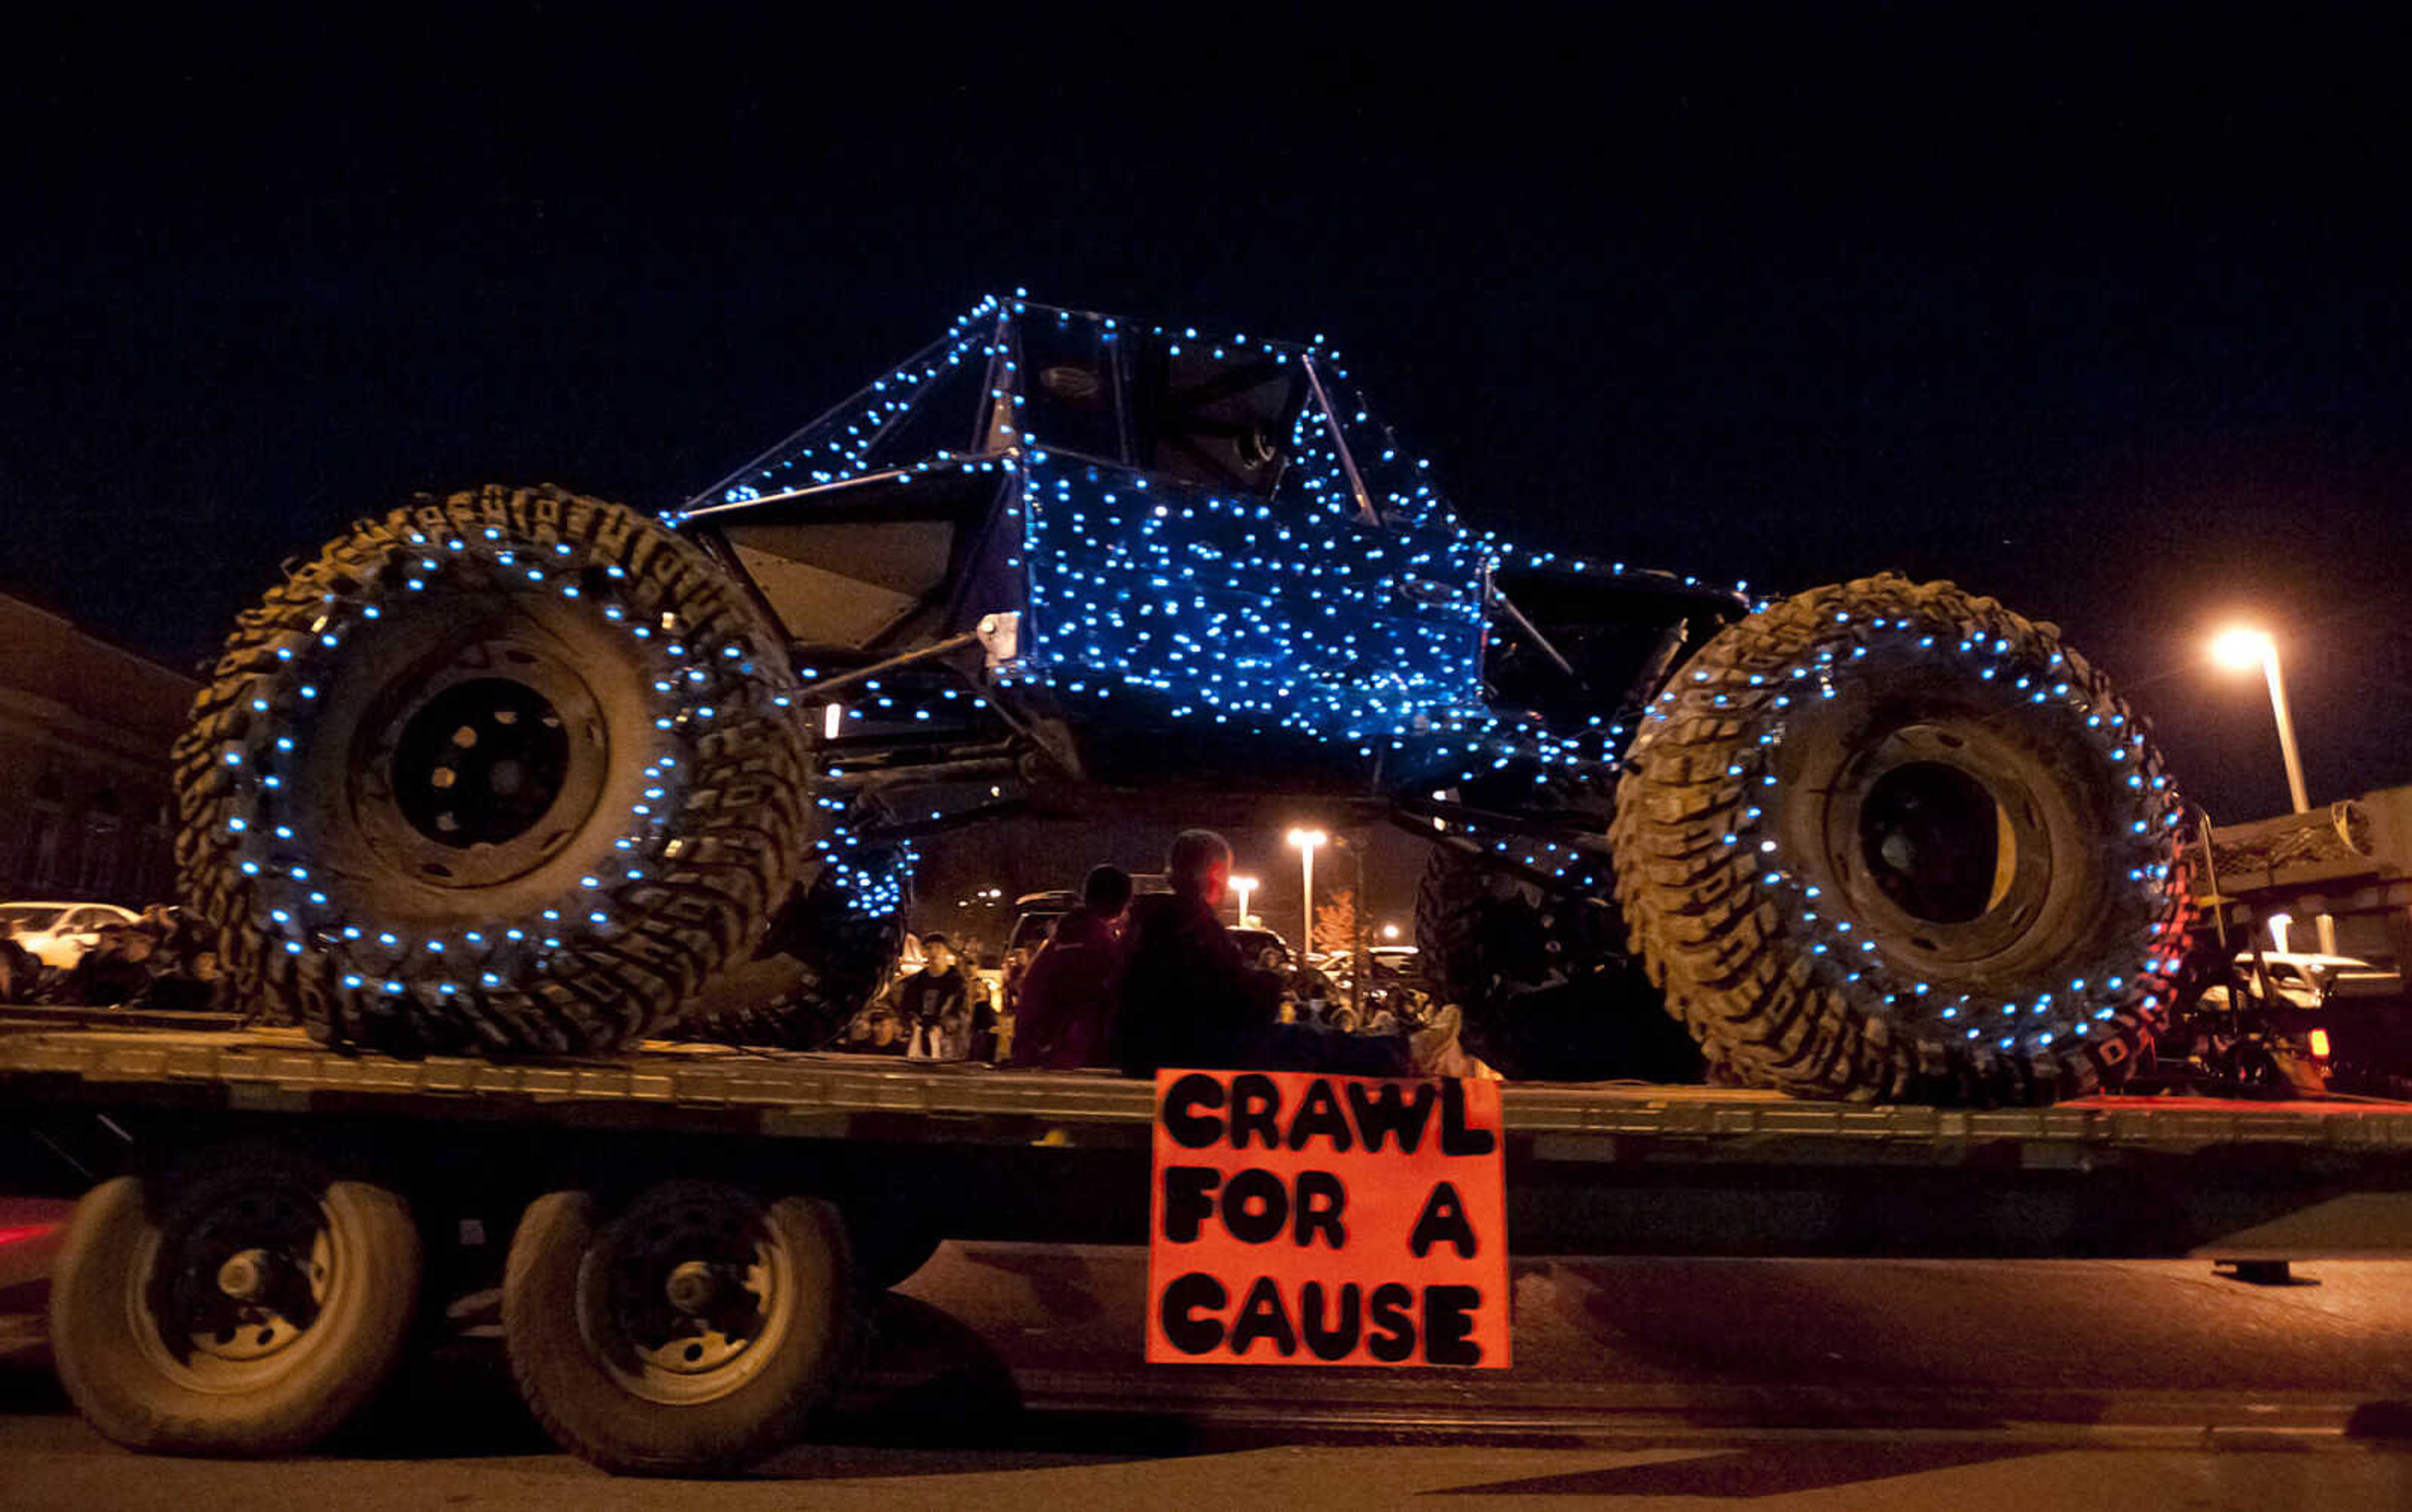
top-left (6, 11), bottom-right (2409, 825)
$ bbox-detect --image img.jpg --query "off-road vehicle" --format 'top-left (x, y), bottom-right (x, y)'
top-left (174, 295), bottom-right (2194, 1102)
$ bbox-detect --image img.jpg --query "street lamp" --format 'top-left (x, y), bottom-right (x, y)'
top-left (1286, 829), bottom-right (1327, 959)
top-left (2210, 625), bottom-right (2330, 952)
top-left (1231, 875), bottom-right (1259, 929)
top-left (1381, 923), bottom-right (1401, 941)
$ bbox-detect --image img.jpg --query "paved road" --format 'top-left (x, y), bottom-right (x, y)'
top-left (3, 1411), bottom-right (2411, 1512)
top-left (7, 1240), bottom-right (2412, 1506)
top-left (894, 1244), bottom-right (2412, 1428)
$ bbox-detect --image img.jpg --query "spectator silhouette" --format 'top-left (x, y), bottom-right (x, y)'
top-left (1011, 864), bottom-right (1134, 1069)
top-left (63, 926), bottom-right (153, 1007)
top-left (1116, 830), bottom-right (1489, 1079)
top-left (861, 1006), bottom-right (906, 1055)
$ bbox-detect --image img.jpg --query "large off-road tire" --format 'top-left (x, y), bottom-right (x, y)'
top-left (1414, 845), bottom-right (1702, 1082)
top-left (50, 1150), bottom-right (423, 1456)
top-left (172, 484), bottom-right (808, 1055)
top-left (1611, 575), bottom-right (2195, 1104)
top-left (674, 842), bottom-right (909, 1050)
top-left (503, 1182), bottom-right (857, 1476)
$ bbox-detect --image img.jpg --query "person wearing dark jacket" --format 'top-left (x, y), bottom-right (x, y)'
top-left (61, 927), bottom-right (154, 1007)
top-left (896, 933), bottom-right (972, 1061)
top-left (1011, 864), bottom-right (1135, 1069)
top-left (1116, 829), bottom-right (1489, 1080)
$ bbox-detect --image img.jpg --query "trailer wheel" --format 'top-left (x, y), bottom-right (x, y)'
top-left (172, 484), bottom-right (808, 1054)
top-left (504, 1182), bottom-right (856, 1476)
top-left (48, 1153), bottom-right (423, 1456)
top-left (1611, 574), bottom-right (2196, 1104)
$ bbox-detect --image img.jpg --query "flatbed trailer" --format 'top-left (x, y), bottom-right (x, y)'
top-left (8, 1015), bottom-right (2412, 1473)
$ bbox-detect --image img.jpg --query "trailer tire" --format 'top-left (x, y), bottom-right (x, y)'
top-left (1611, 574), bottom-right (2195, 1104)
top-left (504, 1183), bottom-right (856, 1476)
top-left (173, 484), bottom-right (808, 1055)
top-left (49, 1156), bottom-right (423, 1457)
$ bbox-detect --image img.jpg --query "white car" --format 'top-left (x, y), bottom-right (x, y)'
top-left (2204, 951), bottom-right (2394, 1011)
top-left (0, 901), bottom-right (142, 970)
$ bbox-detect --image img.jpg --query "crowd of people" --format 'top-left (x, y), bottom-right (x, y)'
top-left (839, 829), bottom-right (1496, 1080)
top-left (0, 907), bottom-right (219, 1010)
top-left (837, 930), bottom-right (1004, 1062)
top-left (5, 840), bottom-right (1491, 1082)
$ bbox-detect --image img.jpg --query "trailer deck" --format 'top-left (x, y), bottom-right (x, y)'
top-left (8, 1018), bottom-right (2412, 1262)
top-left (7, 1021), bottom-right (2412, 1154)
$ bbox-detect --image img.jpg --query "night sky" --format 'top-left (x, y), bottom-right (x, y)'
top-left (6, 11), bottom-right (2409, 830)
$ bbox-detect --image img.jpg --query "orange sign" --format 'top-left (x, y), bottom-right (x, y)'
top-left (1145, 1069), bottom-right (1510, 1368)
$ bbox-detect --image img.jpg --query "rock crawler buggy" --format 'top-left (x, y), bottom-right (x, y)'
top-left (175, 295), bottom-right (2195, 1103)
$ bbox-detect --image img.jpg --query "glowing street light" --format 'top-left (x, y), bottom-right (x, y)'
top-left (1381, 922), bottom-right (1401, 941)
top-left (1231, 874), bottom-right (1259, 929)
top-left (2208, 626), bottom-right (2312, 815)
top-left (1286, 828), bottom-right (1327, 959)
top-left (2211, 625), bottom-right (2329, 952)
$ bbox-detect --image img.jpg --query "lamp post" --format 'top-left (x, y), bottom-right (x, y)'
top-left (1232, 875), bottom-right (1258, 929)
top-left (2210, 626), bottom-right (2330, 953)
top-left (1286, 829), bottom-right (1327, 961)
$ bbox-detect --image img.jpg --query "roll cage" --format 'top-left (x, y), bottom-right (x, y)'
top-left (674, 295), bottom-right (1749, 782)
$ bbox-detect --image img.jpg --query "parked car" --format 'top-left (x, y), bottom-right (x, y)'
top-left (0, 901), bottom-right (140, 971)
top-left (1004, 876), bottom-right (1182, 960)
top-left (1003, 891), bottom-right (1079, 958)
top-left (2201, 951), bottom-right (2394, 1012)
top-left (2178, 949), bottom-right (2411, 1097)
top-left (1230, 926), bottom-right (1293, 972)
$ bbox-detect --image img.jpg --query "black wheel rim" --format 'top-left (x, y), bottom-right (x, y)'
top-left (133, 1181), bottom-right (341, 1390)
top-left (349, 637), bottom-right (612, 889)
top-left (578, 1185), bottom-right (796, 1406)
top-left (390, 678), bottom-right (573, 848)
top-left (1857, 760), bottom-right (2014, 925)
top-left (1818, 719), bottom-right (2062, 977)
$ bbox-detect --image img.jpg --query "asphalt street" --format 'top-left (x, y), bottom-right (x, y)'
top-left (6, 1236), bottom-right (2412, 1508)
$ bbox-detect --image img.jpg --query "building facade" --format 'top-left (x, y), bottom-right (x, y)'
top-left (0, 592), bottom-right (198, 905)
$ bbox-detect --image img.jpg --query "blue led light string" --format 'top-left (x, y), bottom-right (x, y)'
top-left (1632, 607), bottom-right (2191, 1067)
top-left (207, 522), bottom-right (786, 1019)
top-left (687, 297), bottom-right (1005, 511)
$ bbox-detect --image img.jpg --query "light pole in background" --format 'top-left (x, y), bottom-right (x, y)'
top-left (1286, 828), bottom-right (1327, 959)
top-left (1231, 874), bottom-right (1259, 929)
top-left (2210, 626), bottom-right (2332, 954)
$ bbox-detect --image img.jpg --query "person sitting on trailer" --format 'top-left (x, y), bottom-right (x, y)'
top-left (1114, 829), bottom-right (1492, 1080)
top-left (1011, 863), bottom-right (1136, 1069)
top-left (60, 926), bottom-right (155, 1008)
